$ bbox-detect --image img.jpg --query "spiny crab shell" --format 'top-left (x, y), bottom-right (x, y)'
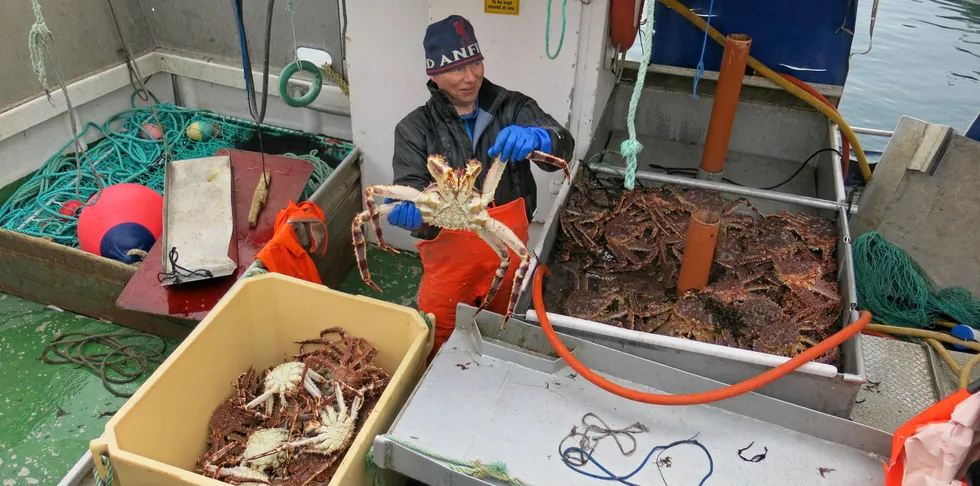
top-left (244, 361), bottom-right (325, 416)
top-left (271, 382), bottom-right (364, 458)
top-left (241, 427), bottom-right (289, 472)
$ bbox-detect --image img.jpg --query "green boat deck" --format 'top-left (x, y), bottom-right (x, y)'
top-left (0, 246), bottom-right (423, 485)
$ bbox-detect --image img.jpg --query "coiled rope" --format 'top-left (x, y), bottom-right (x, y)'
top-left (40, 331), bottom-right (169, 397)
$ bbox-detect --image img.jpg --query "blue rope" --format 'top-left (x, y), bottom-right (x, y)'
top-left (231, 0), bottom-right (254, 97)
top-left (561, 438), bottom-right (714, 486)
top-left (620, 0), bottom-right (657, 190)
top-left (692, 0), bottom-right (717, 99)
top-left (545, 0), bottom-right (567, 60)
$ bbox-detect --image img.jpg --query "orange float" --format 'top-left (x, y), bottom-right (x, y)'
top-left (610, 0), bottom-right (645, 51)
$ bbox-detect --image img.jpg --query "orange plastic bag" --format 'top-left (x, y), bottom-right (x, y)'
top-left (885, 383), bottom-right (980, 485)
top-left (254, 201), bottom-right (327, 284)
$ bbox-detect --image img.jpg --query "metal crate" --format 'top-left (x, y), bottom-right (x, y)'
top-left (372, 305), bottom-right (890, 485)
top-left (516, 162), bottom-right (865, 418)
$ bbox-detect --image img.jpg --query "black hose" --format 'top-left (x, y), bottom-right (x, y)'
top-left (233, 0), bottom-right (276, 125)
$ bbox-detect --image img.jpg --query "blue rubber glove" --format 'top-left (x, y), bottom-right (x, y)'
top-left (385, 199), bottom-right (423, 231)
top-left (488, 125), bottom-right (553, 163)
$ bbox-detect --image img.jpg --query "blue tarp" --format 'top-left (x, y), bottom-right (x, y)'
top-left (651, 0), bottom-right (859, 87)
top-left (966, 112), bottom-right (980, 142)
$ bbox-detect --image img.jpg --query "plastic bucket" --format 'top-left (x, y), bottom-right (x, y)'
top-left (89, 273), bottom-right (432, 485)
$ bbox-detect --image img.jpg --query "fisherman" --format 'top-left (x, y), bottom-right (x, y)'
top-left (388, 14), bottom-right (575, 358)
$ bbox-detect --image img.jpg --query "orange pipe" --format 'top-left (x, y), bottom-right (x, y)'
top-left (700, 33), bottom-right (752, 175)
top-left (780, 73), bottom-right (851, 180)
top-left (531, 264), bottom-right (873, 405)
top-left (676, 210), bottom-right (720, 296)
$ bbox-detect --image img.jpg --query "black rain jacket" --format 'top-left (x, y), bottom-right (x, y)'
top-left (392, 78), bottom-right (575, 240)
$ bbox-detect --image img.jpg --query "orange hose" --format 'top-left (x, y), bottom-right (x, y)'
top-left (779, 74), bottom-right (851, 181)
top-left (532, 264), bottom-right (872, 405)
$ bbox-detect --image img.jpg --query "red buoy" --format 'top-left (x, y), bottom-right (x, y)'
top-left (77, 183), bottom-right (163, 263)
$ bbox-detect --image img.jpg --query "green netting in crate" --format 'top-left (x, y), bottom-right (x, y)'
top-left (0, 100), bottom-right (352, 248)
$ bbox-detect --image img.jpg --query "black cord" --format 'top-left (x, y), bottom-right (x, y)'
top-left (756, 148), bottom-right (843, 190)
top-left (157, 246), bottom-right (215, 285)
top-left (646, 147), bottom-right (844, 191)
top-left (232, 0), bottom-right (275, 181)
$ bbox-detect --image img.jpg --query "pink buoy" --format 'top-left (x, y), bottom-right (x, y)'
top-left (140, 123), bottom-right (164, 140)
top-left (77, 183), bottom-right (163, 263)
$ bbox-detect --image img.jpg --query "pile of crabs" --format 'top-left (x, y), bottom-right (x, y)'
top-left (196, 328), bottom-right (391, 485)
top-left (545, 176), bottom-right (844, 365)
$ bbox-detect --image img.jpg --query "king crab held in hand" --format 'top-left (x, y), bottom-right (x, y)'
top-left (352, 151), bottom-right (571, 327)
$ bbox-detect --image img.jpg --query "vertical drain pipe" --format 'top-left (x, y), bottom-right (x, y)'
top-left (698, 34), bottom-right (752, 181)
top-left (677, 210), bottom-right (720, 295)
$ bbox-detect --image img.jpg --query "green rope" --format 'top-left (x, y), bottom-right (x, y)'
top-left (367, 435), bottom-right (533, 486)
top-left (0, 99), bottom-right (348, 248)
top-left (545, 0), bottom-right (567, 60)
top-left (283, 150), bottom-right (336, 200)
top-left (620, 0), bottom-right (657, 190)
top-left (853, 232), bottom-right (980, 329)
top-left (93, 453), bottom-right (114, 486)
top-left (40, 331), bottom-right (169, 397)
top-left (366, 445), bottom-right (384, 486)
top-left (241, 259), bottom-right (270, 279)
top-left (419, 311), bottom-right (434, 331)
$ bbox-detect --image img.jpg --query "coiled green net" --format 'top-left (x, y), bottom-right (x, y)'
top-left (0, 99), bottom-right (350, 248)
top-left (853, 231), bottom-right (980, 329)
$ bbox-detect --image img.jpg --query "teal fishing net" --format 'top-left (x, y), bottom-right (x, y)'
top-left (853, 232), bottom-right (980, 329)
top-left (0, 96), bottom-right (351, 248)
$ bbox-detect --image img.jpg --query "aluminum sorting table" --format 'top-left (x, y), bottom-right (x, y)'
top-left (372, 304), bottom-right (892, 485)
top-left (514, 160), bottom-right (866, 419)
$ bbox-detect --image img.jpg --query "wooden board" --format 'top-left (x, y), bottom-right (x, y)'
top-left (0, 229), bottom-right (194, 341)
top-left (309, 152), bottom-right (362, 289)
top-left (116, 150), bottom-right (314, 320)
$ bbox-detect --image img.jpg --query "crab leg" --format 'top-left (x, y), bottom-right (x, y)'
top-left (364, 185), bottom-right (424, 251)
top-left (245, 390), bottom-right (275, 416)
top-left (481, 156), bottom-right (507, 207)
top-left (352, 202), bottom-right (396, 293)
top-left (723, 197), bottom-right (763, 217)
top-left (474, 227), bottom-right (511, 315)
top-left (528, 150), bottom-right (572, 182)
top-left (302, 369), bottom-right (325, 400)
top-left (485, 218), bottom-right (530, 329)
top-left (203, 465), bottom-right (271, 485)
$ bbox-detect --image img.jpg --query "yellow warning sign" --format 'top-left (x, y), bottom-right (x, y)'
top-left (485, 0), bottom-right (520, 15)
